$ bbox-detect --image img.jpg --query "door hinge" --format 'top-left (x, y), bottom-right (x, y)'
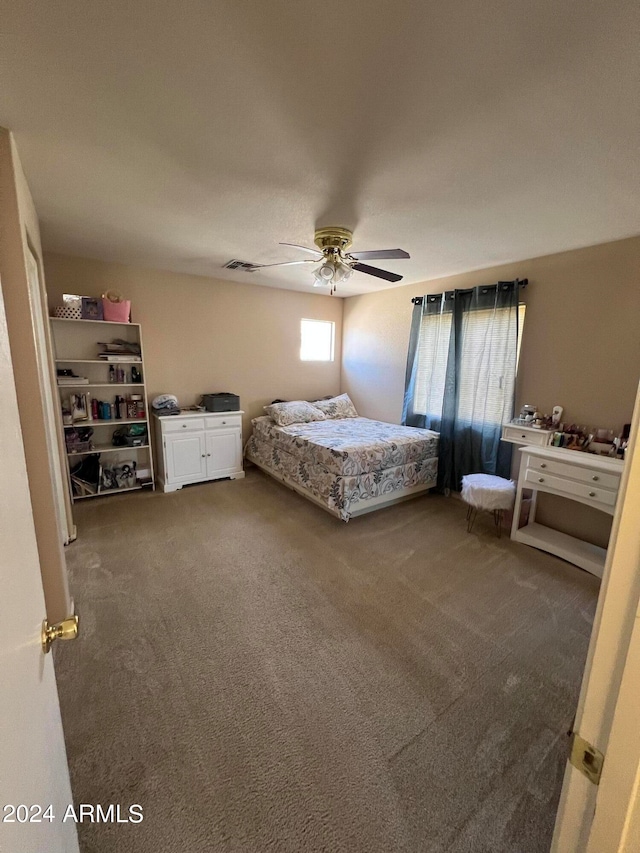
top-left (569, 732), bottom-right (604, 785)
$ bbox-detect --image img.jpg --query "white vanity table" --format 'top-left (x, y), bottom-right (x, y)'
top-left (511, 445), bottom-right (624, 577)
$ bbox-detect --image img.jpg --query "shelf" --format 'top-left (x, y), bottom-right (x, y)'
top-left (73, 484), bottom-right (144, 501)
top-left (67, 444), bottom-right (150, 457)
top-left (52, 313), bottom-right (155, 497)
top-left (513, 522), bottom-right (606, 578)
top-left (57, 383), bottom-right (145, 389)
top-left (51, 317), bottom-right (140, 327)
top-left (64, 418), bottom-right (148, 428)
top-left (56, 358), bottom-right (142, 364)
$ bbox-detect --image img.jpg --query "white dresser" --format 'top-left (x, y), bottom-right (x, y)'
top-left (154, 411), bottom-right (245, 493)
top-left (511, 445), bottom-right (624, 577)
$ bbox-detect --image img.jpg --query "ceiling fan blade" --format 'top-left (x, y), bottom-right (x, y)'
top-left (280, 242), bottom-right (323, 257)
top-left (352, 262), bottom-right (403, 283)
top-left (248, 259), bottom-right (317, 270)
top-left (349, 249), bottom-right (410, 261)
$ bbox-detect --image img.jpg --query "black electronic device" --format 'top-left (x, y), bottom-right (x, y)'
top-left (202, 393), bottom-right (240, 413)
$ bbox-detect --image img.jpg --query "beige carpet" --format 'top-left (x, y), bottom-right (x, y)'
top-left (55, 468), bottom-right (599, 853)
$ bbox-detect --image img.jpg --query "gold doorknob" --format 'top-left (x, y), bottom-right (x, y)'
top-left (41, 614), bottom-right (79, 654)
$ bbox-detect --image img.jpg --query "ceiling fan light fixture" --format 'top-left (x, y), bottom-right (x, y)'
top-left (333, 260), bottom-right (353, 284)
top-left (312, 257), bottom-right (354, 287)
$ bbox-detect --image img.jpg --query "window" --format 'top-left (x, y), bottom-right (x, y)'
top-left (413, 303), bottom-right (525, 424)
top-left (300, 319), bottom-right (335, 362)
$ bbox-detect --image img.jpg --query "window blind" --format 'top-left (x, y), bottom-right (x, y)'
top-left (414, 304), bottom-right (524, 423)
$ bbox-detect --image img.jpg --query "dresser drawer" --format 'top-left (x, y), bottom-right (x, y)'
top-left (205, 414), bottom-right (242, 430)
top-left (527, 455), bottom-right (620, 490)
top-left (524, 468), bottom-right (617, 508)
top-left (502, 425), bottom-right (553, 446)
top-left (162, 417), bottom-right (205, 433)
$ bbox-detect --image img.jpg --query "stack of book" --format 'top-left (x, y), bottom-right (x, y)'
top-left (98, 339), bottom-right (142, 361)
top-left (58, 375), bottom-right (89, 385)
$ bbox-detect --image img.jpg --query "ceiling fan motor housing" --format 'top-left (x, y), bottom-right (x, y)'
top-left (314, 226), bottom-right (353, 253)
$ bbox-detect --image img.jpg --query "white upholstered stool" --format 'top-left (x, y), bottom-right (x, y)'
top-left (461, 474), bottom-right (516, 537)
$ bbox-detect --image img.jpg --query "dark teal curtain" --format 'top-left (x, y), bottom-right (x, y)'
top-left (403, 292), bottom-right (453, 432)
top-left (402, 282), bottom-right (520, 492)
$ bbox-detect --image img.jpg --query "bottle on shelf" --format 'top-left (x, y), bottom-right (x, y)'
top-left (109, 365), bottom-right (115, 383)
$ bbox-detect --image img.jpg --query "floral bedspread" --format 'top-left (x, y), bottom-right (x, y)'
top-left (251, 416), bottom-right (439, 477)
top-left (245, 416), bottom-right (439, 520)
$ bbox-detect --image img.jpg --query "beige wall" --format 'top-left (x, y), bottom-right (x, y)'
top-left (342, 236), bottom-right (640, 546)
top-left (342, 236), bottom-right (640, 429)
top-left (44, 253), bottom-right (344, 438)
top-left (0, 128), bottom-right (73, 623)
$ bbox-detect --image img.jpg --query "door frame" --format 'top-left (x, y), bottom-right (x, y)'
top-left (25, 240), bottom-right (75, 545)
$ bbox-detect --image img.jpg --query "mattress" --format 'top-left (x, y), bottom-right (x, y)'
top-left (251, 416), bottom-right (439, 477)
top-left (245, 416), bottom-right (439, 520)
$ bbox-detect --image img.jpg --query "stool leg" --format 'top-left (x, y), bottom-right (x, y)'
top-left (467, 507), bottom-right (477, 533)
top-left (494, 509), bottom-right (503, 538)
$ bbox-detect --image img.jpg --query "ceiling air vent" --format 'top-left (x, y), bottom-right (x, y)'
top-left (223, 259), bottom-right (260, 271)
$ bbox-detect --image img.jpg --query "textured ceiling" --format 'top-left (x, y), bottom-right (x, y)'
top-left (1, 0), bottom-right (639, 296)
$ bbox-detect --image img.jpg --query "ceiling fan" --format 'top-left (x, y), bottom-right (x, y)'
top-left (249, 227), bottom-right (410, 294)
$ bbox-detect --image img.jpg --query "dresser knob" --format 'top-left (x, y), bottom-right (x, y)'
top-left (201, 454), bottom-right (205, 458)
top-left (538, 477), bottom-right (544, 483)
top-left (182, 424), bottom-right (187, 428)
top-left (589, 491), bottom-right (596, 497)
top-left (540, 463), bottom-right (547, 469)
top-left (207, 453), bottom-right (211, 457)
top-left (592, 475), bottom-right (599, 481)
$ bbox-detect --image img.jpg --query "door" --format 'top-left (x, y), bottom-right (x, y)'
top-left (585, 590), bottom-right (640, 852)
top-left (206, 428), bottom-right (242, 478)
top-left (552, 380), bottom-right (640, 852)
top-left (165, 431), bottom-right (207, 483)
top-left (0, 278), bottom-right (79, 852)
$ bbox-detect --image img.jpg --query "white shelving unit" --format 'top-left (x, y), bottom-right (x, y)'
top-left (50, 317), bottom-right (155, 501)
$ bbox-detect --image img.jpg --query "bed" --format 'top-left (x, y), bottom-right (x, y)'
top-left (244, 411), bottom-right (439, 521)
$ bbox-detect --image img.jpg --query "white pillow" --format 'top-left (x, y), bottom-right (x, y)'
top-left (311, 393), bottom-right (359, 419)
top-left (264, 400), bottom-right (327, 427)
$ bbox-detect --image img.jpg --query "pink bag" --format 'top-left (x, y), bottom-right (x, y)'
top-left (102, 298), bottom-right (131, 323)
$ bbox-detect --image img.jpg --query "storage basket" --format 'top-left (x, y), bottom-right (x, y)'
top-left (53, 305), bottom-right (82, 320)
top-left (102, 297), bottom-right (131, 323)
top-left (66, 438), bottom-right (93, 454)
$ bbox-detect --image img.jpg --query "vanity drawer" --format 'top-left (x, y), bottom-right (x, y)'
top-left (205, 414), bottom-right (242, 430)
top-left (524, 468), bottom-right (617, 508)
top-left (527, 456), bottom-right (620, 490)
top-left (502, 425), bottom-right (552, 446)
top-left (162, 417), bottom-right (205, 433)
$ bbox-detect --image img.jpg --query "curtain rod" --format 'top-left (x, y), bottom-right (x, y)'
top-left (411, 278), bottom-right (528, 305)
